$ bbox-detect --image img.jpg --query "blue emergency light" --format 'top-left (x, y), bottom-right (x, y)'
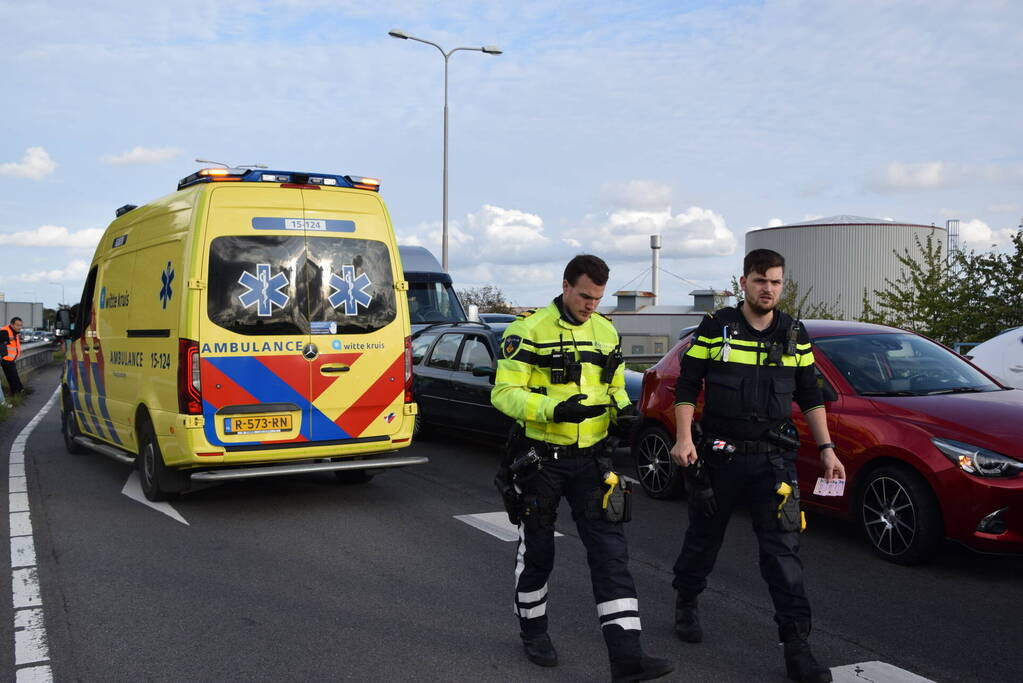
top-left (177, 168), bottom-right (380, 192)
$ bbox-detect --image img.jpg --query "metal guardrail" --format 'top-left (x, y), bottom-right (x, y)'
top-left (15, 342), bottom-right (59, 376)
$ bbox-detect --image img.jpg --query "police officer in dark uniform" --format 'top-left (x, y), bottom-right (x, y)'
top-left (669, 249), bottom-right (845, 683)
top-left (492, 255), bottom-right (673, 682)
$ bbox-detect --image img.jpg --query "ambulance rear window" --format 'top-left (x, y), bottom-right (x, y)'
top-left (207, 236), bottom-right (396, 335)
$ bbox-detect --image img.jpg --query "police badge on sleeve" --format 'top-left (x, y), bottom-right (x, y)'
top-left (503, 335), bottom-right (523, 359)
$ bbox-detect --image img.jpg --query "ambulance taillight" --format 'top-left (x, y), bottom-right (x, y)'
top-left (178, 338), bottom-right (202, 414)
top-left (404, 335), bottom-right (413, 403)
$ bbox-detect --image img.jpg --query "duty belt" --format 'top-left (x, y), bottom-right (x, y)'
top-left (526, 437), bottom-right (603, 459)
top-left (707, 437), bottom-right (780, 455)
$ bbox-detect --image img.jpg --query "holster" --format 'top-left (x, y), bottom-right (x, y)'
top-left (769, 453), bottom-right (802, 532)
top-left (494, 424), bottom-right (530, 525)
top-left (595, 448), bottom-right (632, 523)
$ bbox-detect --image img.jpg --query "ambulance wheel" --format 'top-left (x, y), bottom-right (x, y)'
top-left (413, 414), bottom-right (432, 440)
top-left (335, 469), bottom-right (375, 484)
top-left (138, 424), bottom-right (185, 501)
top-left (633, 424), bottom-right (684, 499)
top-left (61, 389), bottom-right (86, 455)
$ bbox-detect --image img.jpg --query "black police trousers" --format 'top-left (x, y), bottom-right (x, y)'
top-left (514, 453), bottom-right (643, 662)
top-left (672, 447), bottom-right (812, 627)
top-left (2, 360), bottom-right (23, 394)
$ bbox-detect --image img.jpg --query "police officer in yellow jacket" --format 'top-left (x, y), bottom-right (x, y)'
top-left (492, 255), bottom-right (673, 683)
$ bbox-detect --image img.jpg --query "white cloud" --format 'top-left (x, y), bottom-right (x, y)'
top-left (767, 218), bottom-right (784, 228)
top-left (574, 205), bottom-right (737, 261)
top-left (18, 259), bottom-right (90, 283)
top-left (398, 205), bottom-right (556, 266)
top-left (872, 161), bottom-right (1023, 193)
top-left (874, 161), bottom-right (946, 191)
top-left (102, 146), bottom-right (182, 166)
top-left (600, 180), bottom-right (673, 211)
top-left (0, 147), bottom-right (57, 180)
top-left (0, 225), bottom-right (104, 249)
top-left (957, 218), bottom-right (1018, 249)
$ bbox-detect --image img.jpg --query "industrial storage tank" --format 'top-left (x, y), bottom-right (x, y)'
top-left (745, 215), bottom-right (946, 320)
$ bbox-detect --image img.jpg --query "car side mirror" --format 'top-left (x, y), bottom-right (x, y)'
top-left (471, 365), bottom-right (496, 383)
top-left (55, 308), bottom-right (73, 338)
top-left (817, 372), bottom-right (838, 402)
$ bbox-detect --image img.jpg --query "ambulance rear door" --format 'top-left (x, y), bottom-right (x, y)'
top-left (198, 186), bottom-right (314, 449)
top-left (301, 188), bottom-right (405, 444)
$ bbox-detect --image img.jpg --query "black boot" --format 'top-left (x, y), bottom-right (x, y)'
top-left (779, 621), bottom-right (831, 683)
top-left (610, 654), bottom-right (674, 682)
top-left (520, 632), bottom-right (558, 667)
top-left (674, 594), bottom-right (702, 643)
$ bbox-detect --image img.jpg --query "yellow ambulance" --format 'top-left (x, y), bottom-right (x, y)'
top-left (58, 167), bottom-right (423, 500)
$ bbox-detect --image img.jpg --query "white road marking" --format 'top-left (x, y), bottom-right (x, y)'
top-left (8, 388), bottom-right (58, 681)
top-left (455, 511), bottom-right (564, 542)
top-left (832, 661), bottom-right (936, 682)
top-left (16, 665), bottom-right (53, 683)
top-left (121, 471), bottom-right (189, 526)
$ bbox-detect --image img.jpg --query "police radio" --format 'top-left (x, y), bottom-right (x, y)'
top-left (600, 345), bottom-right (624, 384)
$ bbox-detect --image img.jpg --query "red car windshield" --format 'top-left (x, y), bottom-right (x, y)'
top-left (814, 332), bottom-right (1001, 396)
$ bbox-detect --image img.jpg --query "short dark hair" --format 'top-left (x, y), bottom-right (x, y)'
top-left (10, 317), bottom-right (22, 325)
top-left (564, 254), bottom-right (609, 286)
top-left (743, 249), bottom-right (785, 277)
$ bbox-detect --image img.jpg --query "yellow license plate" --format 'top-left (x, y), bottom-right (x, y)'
top-left (224, 414), bottom-right (293, 435)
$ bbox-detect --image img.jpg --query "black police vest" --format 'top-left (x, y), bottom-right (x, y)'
top-left (702, 307), bottom-right (799, 426)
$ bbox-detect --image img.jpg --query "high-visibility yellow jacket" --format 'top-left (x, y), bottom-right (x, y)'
top-left (492, 300), bottom-right (630, 448)
top-left (1, 325), bottom-right (21, 362)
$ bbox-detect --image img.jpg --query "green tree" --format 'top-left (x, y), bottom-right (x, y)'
top-left (858, 230), bottom-right (1023, 345)
top-left (729, 276), bottom-right (843, 320)
top-left (457, 285), bottom-right (515, 314)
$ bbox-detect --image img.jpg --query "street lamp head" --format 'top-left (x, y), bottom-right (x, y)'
top-left (482, 45), bottom-right (502, 55)
top-left (388, 29), bottom-right (410, 40)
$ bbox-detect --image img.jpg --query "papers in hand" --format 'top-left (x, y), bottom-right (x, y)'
top-left (813, 477), bottom-right (846, 497)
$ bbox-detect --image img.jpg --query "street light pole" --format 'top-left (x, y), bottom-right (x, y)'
top-left (388, 29), bottom-right (502, 272)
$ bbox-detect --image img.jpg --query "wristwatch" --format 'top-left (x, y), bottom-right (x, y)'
top-left (817, 442), bottom-right (835, 452)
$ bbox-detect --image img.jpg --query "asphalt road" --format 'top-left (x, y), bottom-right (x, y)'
top-left (3, 365), bottom-right (1021, 682)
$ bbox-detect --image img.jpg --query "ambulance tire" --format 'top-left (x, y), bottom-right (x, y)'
top-left (413, 414), bottom-right (432, 439)
top-left (61, 389), bottom-right (86, 455)
top-left (138, 423), bottom-right (186, 502)
top-left (335, 469), bottom-right (375, 484)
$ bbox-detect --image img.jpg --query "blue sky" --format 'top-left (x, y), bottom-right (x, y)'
top-left (1, 0), bottom-right (1020, 310)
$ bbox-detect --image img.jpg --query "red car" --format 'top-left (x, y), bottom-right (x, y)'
top-left (633, 319), bottom-right (1023, 564)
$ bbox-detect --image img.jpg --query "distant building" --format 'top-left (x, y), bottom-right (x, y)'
top-left (605, 289), bottom-right (731, 358)
top-left (0, 301), bottom-right (45, 328)
top-left (745, 215), bottom-right (946, 320)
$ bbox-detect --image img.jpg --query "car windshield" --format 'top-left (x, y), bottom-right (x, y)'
top-left (814, 332), bottom-right (1001, 396)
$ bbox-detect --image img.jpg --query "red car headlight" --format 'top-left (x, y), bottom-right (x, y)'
top-left (932, 437), bottom-right (1023, 478)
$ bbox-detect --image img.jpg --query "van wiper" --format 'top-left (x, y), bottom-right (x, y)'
top-left (923, 386), bottom-right (984, 395)
top-left (859, 390), bottom-right (920, 397)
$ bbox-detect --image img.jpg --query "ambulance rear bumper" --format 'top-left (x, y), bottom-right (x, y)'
top-left (188, 454), bottom-right (428, 481)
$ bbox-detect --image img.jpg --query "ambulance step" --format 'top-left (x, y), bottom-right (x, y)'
top-left (189, 455), bottom-right (429, 482)
top-left (73, 436), bottom-right (135, 465)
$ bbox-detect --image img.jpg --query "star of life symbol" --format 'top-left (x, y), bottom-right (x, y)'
top-left (159, 262), bottom-right (174, 310)
top-left (328, 265), bottom-right (372, 316)
top-left (238, 264), bottom-right (290, 317)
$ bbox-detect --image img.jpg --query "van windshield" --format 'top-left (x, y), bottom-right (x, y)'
top-left (207, 235), bottom-right (396, 336)
top-left (408, 281), bottom-right (466, 324)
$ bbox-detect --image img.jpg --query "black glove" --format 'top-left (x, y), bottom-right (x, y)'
top-left (552, 394), bottom-right (606, 424)
top-left (684, 458), bottom-right (717, 516)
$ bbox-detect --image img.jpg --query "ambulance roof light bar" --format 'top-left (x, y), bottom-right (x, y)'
top-left (177, 168), bottom-right (381, 191)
